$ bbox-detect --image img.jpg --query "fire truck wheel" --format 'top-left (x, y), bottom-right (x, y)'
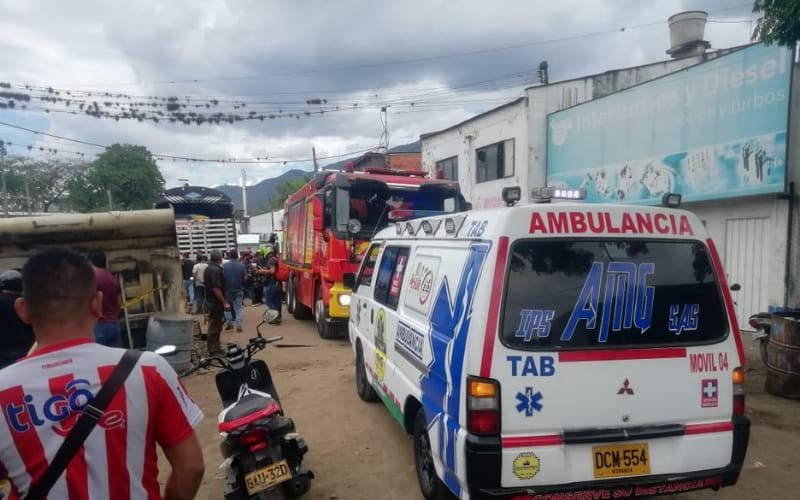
top-left (316, 286), bottom-right (337, 339)
top-left (291, 278), bottom-right (313, 320)
top-left (286, 275), bottom-right (296, 315)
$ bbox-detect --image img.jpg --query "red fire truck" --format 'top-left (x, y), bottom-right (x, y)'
top-left (283, 166), bottom-right (469, 338)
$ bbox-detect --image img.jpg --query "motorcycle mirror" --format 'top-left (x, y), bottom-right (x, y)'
top-left (730, 283), bottom-right (741, 292)
top-left (154, 345), bottom-right (177, 356)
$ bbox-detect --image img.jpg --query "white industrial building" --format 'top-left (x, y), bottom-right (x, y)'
top-left (421, 12), bottom-right (800, 326)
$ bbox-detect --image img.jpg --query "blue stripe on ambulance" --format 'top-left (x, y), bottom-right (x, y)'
top-left (420, 241), bottom-right (491, 497)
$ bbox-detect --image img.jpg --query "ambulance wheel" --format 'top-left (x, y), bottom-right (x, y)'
top-left (315, 286), bottom-right (336, 339)
top-left (414, 409), bottom-right (454, 500)
top-left (286, 275), bottom-right (296, 314)
top-left (356, 343), bottom-right (379, 402)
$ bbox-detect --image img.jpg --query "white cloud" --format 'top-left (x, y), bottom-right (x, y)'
top-left (0, 0), bottom-right (757, 188)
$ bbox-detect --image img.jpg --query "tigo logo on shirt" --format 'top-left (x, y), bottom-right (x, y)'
top-left (3, 379), bottom-right (124, 433)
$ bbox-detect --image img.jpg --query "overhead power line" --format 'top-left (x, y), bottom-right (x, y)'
top-left (17, 3), bottom-right (752, 88)
top-left (0, 120), bottom-right (379, 164)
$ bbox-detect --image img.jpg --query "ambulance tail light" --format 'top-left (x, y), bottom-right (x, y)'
top-left (467, 376), bottom-right (500, 435)
top-left (732, 367), bottom-right (745, 416)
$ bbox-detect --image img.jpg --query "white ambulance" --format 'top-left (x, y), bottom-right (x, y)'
top-left (348, 188), bottom-right (750, 500)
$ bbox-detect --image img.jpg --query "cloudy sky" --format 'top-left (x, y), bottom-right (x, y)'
top-left (0, 0), bottom-right (756, 188)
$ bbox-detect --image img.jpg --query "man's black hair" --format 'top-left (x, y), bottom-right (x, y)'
top-left (22, 248), bottom-right (97, 322)
top-left (87, 250), bottom-right (107, 269)
top-left (228, 249), bottom-right (239, 260)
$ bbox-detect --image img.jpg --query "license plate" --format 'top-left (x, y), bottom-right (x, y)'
top-left (592, 443), bottom-right (651, 479)
top-left (244, 459), bottom-right (292, 495)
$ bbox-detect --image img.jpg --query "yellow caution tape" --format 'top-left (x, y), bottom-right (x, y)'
top-left (121, 285), bottom-right (170, 309)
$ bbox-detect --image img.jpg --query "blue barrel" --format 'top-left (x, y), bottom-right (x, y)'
top-left (146, 312), bottom-right (193, 373)
top-left (765, 311), bottom-right (800, 399)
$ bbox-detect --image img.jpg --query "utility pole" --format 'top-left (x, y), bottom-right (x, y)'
top-left (241, 168), bottom-right (248, 217)
top-left (24, 177), bottom-right (31, 215)
top-left (1, 167), bottom-right (7, 217)
top-left (0, 143), bottom-right (7, 216)
top-left (312, 147), bottom-right (319, 172)
top-left (106, 187), bottom-right (113, 211)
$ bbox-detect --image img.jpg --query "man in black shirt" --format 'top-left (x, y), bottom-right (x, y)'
top-left (0, 270), bottom-right (34, 369)
top-left (181, 252), bottom-right (195, 310)
top-left (203, 251), bottom-right (230, 355)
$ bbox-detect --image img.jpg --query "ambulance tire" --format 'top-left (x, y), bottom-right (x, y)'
top-left (355, 343), bottom-right (379, 402)
top-left (413, 409), bottom-right (455, 500)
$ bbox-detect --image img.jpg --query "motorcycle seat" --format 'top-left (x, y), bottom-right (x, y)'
top-left (219, 394), bottom-right (281, 433)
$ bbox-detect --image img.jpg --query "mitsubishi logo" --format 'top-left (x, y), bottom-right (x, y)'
top-left (617, 378), bottom-right (634, 395)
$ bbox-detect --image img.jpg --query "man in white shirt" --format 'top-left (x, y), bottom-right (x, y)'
top-left (191, 255), bottom-right (209, 313)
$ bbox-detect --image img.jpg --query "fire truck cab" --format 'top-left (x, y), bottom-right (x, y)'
top-left (283, 166), bottom-right (469, 338)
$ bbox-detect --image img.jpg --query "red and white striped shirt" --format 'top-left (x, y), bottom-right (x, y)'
top-left (0, 338), bottom-right (203, 499)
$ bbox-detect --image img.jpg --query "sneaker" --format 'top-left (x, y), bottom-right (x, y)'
top-left (236, 326), bottom-right (243, 332)
top-left (225, 323), bottom-right (234, 331)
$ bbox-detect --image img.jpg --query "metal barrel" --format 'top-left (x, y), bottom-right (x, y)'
top-left (765, 311), bottom-right (800, 399)
top-left (145, 312), bottom-right (193, 373)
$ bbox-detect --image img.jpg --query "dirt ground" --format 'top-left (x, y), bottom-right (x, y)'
top-left (163, 304), bottom-right (800, 499)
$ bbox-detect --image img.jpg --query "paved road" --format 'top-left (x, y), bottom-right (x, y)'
top-left (164, 304), bottom-right (799, 499)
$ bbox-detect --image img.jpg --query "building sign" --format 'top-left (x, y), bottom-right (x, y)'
top-left (546, 44), bottom-right (792, 204)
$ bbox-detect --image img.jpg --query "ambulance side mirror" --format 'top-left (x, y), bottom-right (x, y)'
top-left (343, 273), bottom-right (356, 290)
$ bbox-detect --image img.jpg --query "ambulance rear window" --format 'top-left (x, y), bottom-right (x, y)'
top-left (500, 239), bottom-right (728, 350)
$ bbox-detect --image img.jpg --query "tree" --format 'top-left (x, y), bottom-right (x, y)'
top-left (752, 0), bottom-right (800, 47)
top-left (68, 143), bottom-right (165, 212)
top-left (258, 175), bottom-right (311, 213)
top-left (0, 143), bottom-right (85, 213)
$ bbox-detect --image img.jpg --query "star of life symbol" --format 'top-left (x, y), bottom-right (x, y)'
top-left (617, 378), bottom-right (634, 395)
top-left (515, 387), bottom-right (543, 417)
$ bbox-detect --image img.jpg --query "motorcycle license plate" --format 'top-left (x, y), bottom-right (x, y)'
top-left (592, 443), bottom-right (651, 479)
top-left (244, 459), bottom-right (292, 495)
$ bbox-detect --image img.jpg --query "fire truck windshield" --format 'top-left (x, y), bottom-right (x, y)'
top-left (335, 184), bottom-right (461, 238)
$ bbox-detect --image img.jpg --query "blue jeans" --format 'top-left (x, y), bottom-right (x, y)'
top-left (264, 283), bottom-right (282, 318)
top-left (94, 321), bottom-right (122, 347)
top-left (224, 289), bottom-right (244, 328)
top-left (183, 279), bottom-right (195, 304)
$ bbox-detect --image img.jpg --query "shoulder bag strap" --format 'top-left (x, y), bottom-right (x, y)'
top-left (25, 349), bottom-right (143, 500)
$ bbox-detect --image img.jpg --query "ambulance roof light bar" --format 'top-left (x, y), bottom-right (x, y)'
top-left (531, 186), bottom-right (586, 203)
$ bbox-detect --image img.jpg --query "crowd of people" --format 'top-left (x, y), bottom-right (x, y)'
top-left (179, 239), bottom-right (283, 356)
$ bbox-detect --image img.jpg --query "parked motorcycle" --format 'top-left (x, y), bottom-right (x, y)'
top-left (729, 283), bottom-right (772, 365)
top-left (183, 323), bottom-right (313, 499)
top-left (749, 312), bottom-right (772, 365)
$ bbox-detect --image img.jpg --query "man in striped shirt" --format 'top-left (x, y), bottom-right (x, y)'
top-left (0, 248), bottom-right (205, 499)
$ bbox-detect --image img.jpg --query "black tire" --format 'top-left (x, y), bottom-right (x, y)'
top-left (286, 275), bottom-right (296, 315)
top-left (356, 343), bottom-right (379, 402)
top-left (291, 279), bottom-right (312, 320)
top-left (413, 409), bottom-right (454, 500)
top-left (315, 286), bottom-right (336, 339)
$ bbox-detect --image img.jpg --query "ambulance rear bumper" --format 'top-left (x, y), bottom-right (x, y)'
top-left (464, 416), bottom-right (750, 499)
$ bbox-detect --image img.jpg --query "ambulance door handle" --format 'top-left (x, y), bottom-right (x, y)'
top-left (370, 309), bottom-right (374, 324)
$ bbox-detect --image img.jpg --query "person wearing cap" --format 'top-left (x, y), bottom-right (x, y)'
top-left (0, 270), bottom-right (34, 369)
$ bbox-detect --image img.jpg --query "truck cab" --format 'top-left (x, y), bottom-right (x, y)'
top-left (283, 167), bottom-right (469, 338)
